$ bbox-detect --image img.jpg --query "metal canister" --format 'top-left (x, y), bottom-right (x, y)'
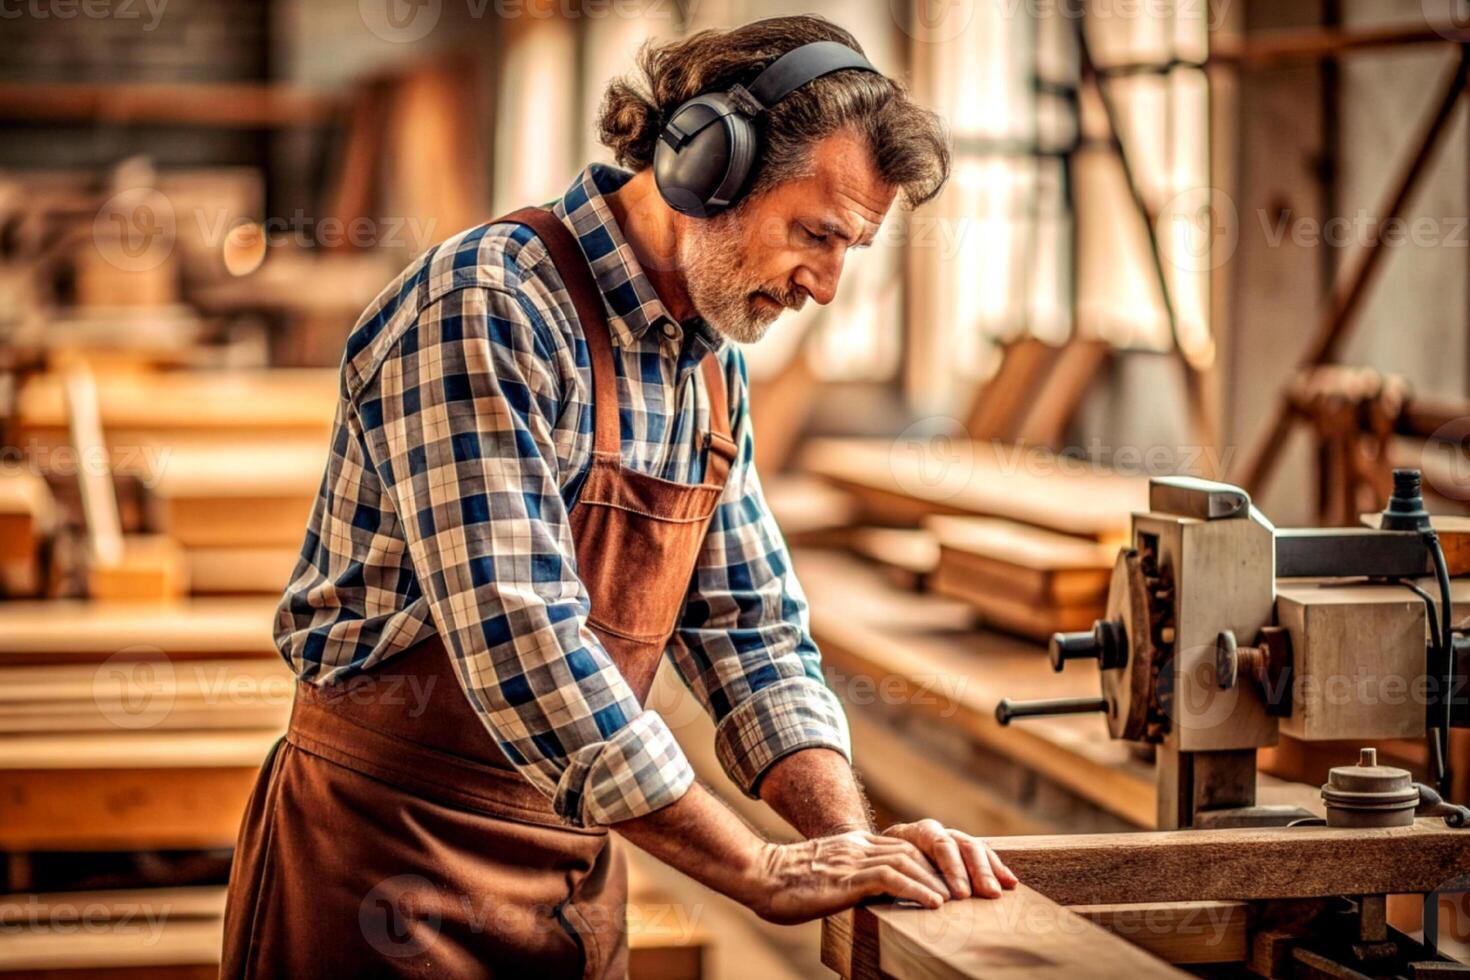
top-left (1320, 748), bottom-right (1420, 828)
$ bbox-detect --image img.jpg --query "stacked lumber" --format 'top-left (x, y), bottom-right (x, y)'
top-left (927, 516), bottom-right (1118, 638)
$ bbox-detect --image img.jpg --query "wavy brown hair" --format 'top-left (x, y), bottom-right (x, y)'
top-left (596, 16), bottom-right (950, 208)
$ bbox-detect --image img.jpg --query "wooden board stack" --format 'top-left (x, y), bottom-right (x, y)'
top-left (927, 516), bottom-right (1118, 639)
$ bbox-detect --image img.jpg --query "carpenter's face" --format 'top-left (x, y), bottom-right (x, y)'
top-left (678, 128), bottom-right (897, 343)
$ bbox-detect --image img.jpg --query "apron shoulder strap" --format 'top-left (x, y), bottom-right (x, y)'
top-left (493, 207), bottom-right (737, 483)
top-left (495, 207), bottom-right (620, 458)
top-left (699, 354), bottom-right (739, 486)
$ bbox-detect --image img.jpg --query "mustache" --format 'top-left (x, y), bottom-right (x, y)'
top-left (753, 286), bottom-right (808, 312)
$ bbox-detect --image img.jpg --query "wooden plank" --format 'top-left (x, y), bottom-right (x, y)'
top-left (801, 437), bottom-right (1145, 541)
top-left (983, 821), bottom-right (1470, 906)
top-left (0, 658), bottom-right (292, 734)
top-left (1071, 902), bottom-right (1249, 965)
top-left (966, 339), bottom-right (1063, 442)
top-left (0, 82), bottom-right (337, 127)
top-left (928, 516), bottom-right (1117, 640)
top-left (1012, 340), bottom-right (1111, 448)
top-left (0, 597), bottom-right (278, 664)
top-left (823, 886), bottom-right (1188, 979)
top-left (16, 369), bottom-right (337, 446)
top-left (0, 726), bottom-right (275, 850)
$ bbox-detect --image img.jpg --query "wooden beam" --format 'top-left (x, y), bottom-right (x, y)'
top-left (984, 821), bottom-right (1470, 906)
top-left (1071, 901), bottom-right (1249, 965)
top-left (823, 886), bottom-right (1189, 979)
top-left (0, 82), bottom-right (338, 128)
top-left (1237, 45), bottom-right (1470, 496)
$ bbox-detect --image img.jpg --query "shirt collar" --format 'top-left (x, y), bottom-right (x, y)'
top-left (553, 164), bottom-right (723, 358)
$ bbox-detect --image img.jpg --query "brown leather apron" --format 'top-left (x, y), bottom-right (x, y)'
top-left (220, 207), bottom-right (737, 979)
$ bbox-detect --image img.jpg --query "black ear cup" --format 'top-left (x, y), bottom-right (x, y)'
top-left (653, 95), bottom-right (757, 219)
top-left (651, 40), bottom-right (879, 218)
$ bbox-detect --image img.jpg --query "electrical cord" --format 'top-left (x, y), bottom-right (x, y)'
top-left (1425, 529), bottom-right (1455, 798)
top-left (1394, 575), bottom-right (1448, 791)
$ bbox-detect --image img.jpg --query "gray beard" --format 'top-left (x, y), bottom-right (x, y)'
top-left (678, 212), bottom-right (791, 344)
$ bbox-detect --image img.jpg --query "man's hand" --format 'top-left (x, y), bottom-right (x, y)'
top-left (881, 819), bottom-right (1019, 900)
top-left (740, 830), bottom-right (952, 925)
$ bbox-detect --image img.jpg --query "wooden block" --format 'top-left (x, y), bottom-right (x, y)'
top-left (73, 242), bottom-right (179, 309)
top-left (0, 472), bottom-right (55, 597)
top-left (982, 821), bottom-right (1470, 907)
top-left (1070, 901), bottom-right (1248, 964)
top-left (89, 535), bottom-right (188, 601)
top-left (1275, 582), bottom-right (1428, 741)
top-left (823, 886), bottom-right (1188, 979)
top-left (928, 517), bottom-right (1118, 605)
top-left (928, 516), bottom-right (1116, 640)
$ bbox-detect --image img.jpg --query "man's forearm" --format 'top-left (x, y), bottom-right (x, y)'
top-left (612, 781), bottom-right (767, 903)
top-left (756, 746), bottom-right (872, 839)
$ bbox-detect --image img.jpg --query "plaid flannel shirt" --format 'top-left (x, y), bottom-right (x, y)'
top-left (275, 164), bottom-right (851, 828)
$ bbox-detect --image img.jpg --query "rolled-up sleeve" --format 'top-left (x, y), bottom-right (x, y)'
top-left (668, 349), bottom-right (851, 797)
top-left (353, 285), bottom-right (694, 827)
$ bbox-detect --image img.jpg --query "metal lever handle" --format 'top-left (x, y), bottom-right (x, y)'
top-left (995, 697), bottom-right (1109, 726)
top-left (1048, 620), bottom-right (1127, 673)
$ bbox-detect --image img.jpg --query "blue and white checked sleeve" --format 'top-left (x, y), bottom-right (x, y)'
top-left (668, 351), bottom-right (852, 798)
top-left (352, 285), bottom-right (695, 828)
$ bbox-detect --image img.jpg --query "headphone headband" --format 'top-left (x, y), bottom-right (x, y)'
top-left (744, 40), bottom-right (878, 110)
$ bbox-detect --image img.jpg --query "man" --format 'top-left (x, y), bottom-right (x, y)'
top-left (222, 15), bottom-right (1016, 978)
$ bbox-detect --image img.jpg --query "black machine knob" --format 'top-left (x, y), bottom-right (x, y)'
top-left (995, 697), bottom-right (1109, 726)
top-left (1047, 619), bottom-right (1127, 673)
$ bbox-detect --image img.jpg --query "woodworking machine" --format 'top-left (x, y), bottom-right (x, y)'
top-left (989, 470), bottom-right (1470, 973)
top-left (999, 468), bottom-right (1470, 831)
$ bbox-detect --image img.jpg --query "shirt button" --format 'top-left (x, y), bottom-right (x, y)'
top-left (661, 322), bottom-right (679, 341)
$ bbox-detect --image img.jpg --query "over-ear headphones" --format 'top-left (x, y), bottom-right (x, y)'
top-left (653, 40), bottom-right (879, 219)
